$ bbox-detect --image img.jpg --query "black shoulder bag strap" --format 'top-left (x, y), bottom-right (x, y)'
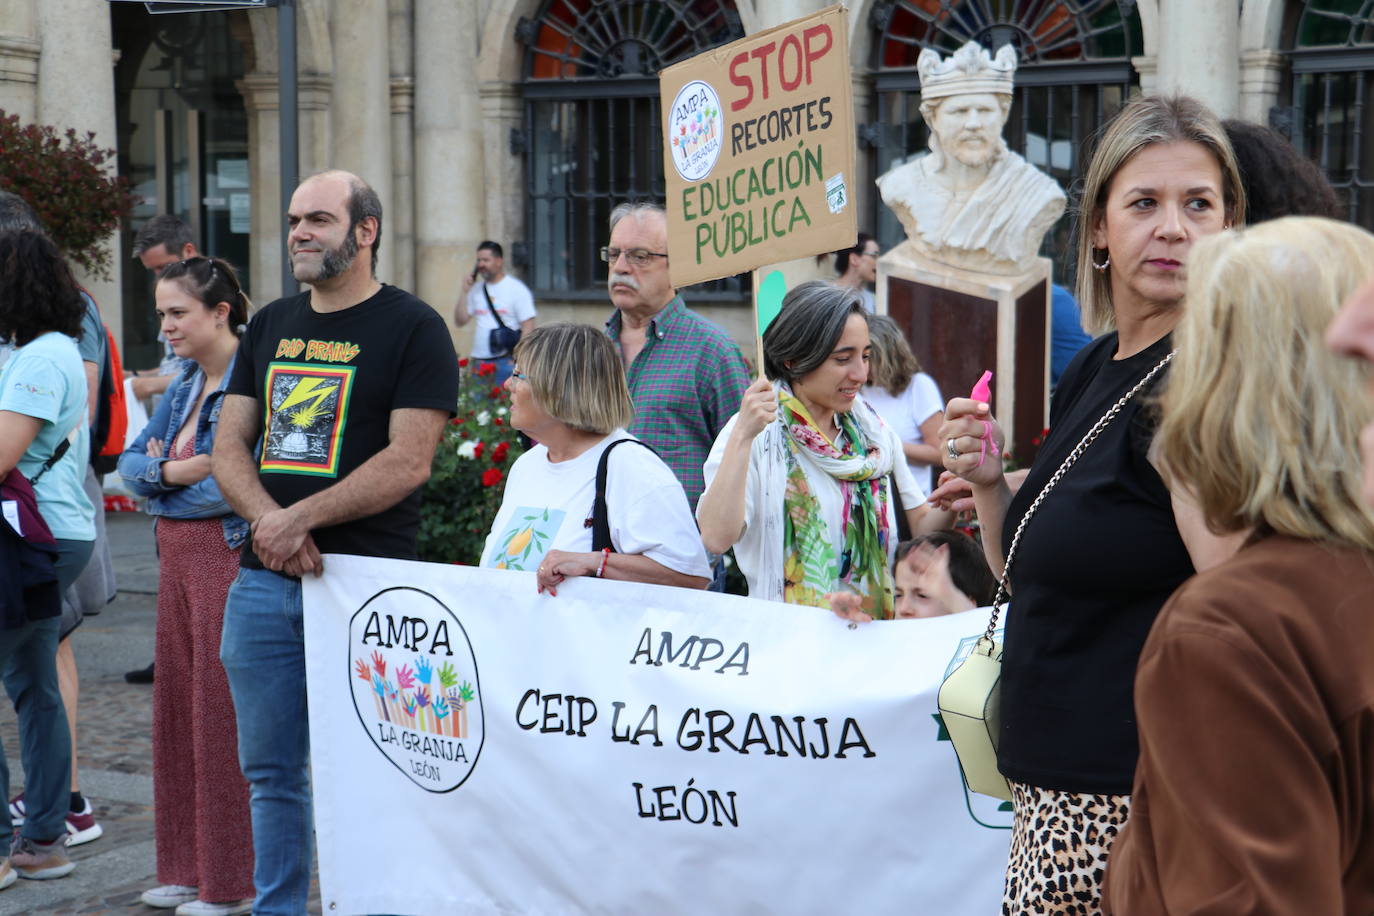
top-left (585, 438), bottom-right (659, 552)
top-left (28, 438), bottom-right (70, 486)
top-left (482, 283), bottom-right (512, 333)
top-left (888, 473), bottom-right (912, 542)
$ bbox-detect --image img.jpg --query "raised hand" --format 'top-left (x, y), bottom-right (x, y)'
top-left (938, 397), bottom-right (1006, 488)
top-left (733, 376), bottom-right (778, 441)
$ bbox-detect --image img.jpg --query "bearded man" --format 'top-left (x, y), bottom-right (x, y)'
top-left (212, 169), bottom-right (458, 914)
top-left (877, 41), bottom-right (1065, 276)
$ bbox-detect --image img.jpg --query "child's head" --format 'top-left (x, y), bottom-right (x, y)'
top-left (893, 531), bottom-right (997, 619)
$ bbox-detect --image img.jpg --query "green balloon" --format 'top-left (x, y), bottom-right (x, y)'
top-left (755, 269), bottom-right (788, 338)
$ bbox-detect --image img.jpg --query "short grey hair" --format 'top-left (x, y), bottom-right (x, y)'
top-left (608, 201), bottom-right (666, 234)
top-left (132, 213), bottom-right (194, 258)
top-left (763, 281), bottom-right (866, 383)
top-left (0, 191), bottom-right (42, 233)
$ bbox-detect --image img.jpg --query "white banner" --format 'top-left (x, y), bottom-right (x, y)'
top-left (303, 556), bottom-right (1010, 915)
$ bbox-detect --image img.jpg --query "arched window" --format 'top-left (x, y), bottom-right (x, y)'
top-left (1281, 0), bottom-right (1374, 227)
top-left (519, 0), bottom-right (745, 298)
top-left (868, 0), bottom-right (1142, 281)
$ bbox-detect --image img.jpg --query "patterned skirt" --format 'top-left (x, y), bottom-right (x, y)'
top-left (1002, 780), bottom-right (1131, 916)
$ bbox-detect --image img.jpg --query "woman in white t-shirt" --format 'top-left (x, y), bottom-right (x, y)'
top-left (698, 282), bottom-right (946, 619)
top-left (862, 315), bottom-right (944, 497)
top-left (481, 323), bottom-right (711, 594)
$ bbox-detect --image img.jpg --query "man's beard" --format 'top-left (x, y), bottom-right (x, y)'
top-left (950, 135), bottom-right (997, 169)
top-left (295, 226), bottom-right (359, 282)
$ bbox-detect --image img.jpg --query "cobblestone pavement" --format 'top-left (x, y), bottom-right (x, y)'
top-left (0, 512), bottom-right (326, 915)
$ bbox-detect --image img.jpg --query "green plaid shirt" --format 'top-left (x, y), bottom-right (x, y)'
top-left (606, 296), bottom-right (750, 508)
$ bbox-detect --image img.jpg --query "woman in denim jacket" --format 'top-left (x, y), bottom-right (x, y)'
top-left (118, 257), bottom-right (255, 916)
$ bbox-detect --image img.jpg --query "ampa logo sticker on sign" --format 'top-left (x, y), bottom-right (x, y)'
top-left (669, 80), bottom-right (724, 180)
top-left (349, 587), bottom-right (484, 792)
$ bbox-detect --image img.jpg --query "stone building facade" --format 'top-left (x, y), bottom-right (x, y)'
top-left (0, 0), bottom-right (1369, 362)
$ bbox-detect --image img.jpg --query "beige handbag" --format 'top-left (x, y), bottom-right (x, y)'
top-left (938, 350), bottom-right (1177, 801)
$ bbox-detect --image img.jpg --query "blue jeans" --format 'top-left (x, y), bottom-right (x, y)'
top-left (0, 617), bottom-right (71, 843)
top-left (220, 568), bottom-right (311, 916)
top-left (707, 554), bottom-right (727, 593)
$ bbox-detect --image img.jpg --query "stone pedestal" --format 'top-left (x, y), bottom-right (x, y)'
top-left (878, 251), bottom-right (1050, 466)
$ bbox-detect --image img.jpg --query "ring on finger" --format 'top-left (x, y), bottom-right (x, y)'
top-left (946, 437), bottom-right (960, 462)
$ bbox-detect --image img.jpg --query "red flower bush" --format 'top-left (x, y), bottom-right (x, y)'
top-left (418, 369), bottom-right (525, 565)
top-left (0, 111), bottom-right (136, 279)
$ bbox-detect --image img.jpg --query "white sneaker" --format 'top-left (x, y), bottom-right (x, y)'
top-left (175, 899), bottom-right (253, 916)
top-left (0, 860), bottom-right (15, 891)
top-left (9, 795), bottom-right (103, 846)
top-left (141, 884), bottom-right (200, 908)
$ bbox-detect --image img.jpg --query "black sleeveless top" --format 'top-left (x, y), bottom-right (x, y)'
top-left (997, 332), bottom-right (1194, 795)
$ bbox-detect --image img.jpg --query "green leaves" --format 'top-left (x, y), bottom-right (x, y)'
top-left (417, 365), bottom-right (527, 565)
top-left (0, 111), bottom-right (136, 280)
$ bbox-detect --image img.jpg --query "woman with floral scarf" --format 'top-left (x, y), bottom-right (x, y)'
top-left (698, 282), bottom-right (942, 619)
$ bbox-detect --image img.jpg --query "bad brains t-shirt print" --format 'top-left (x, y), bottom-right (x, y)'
top-left (227, 285), bottom-right (458, 566)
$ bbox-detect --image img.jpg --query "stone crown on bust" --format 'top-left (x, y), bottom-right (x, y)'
top-left (916, 41), bottom-right (1017, 101)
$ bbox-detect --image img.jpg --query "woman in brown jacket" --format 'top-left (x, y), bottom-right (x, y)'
top-left (1103, 216), bottom-right (1374, 915)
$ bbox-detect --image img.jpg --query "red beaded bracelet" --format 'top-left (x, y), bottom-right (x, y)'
top-left (595, 547), bottom-right (611, 578)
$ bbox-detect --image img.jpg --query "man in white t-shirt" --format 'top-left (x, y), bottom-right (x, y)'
top-left (452, 240), bottom-right (536, 386)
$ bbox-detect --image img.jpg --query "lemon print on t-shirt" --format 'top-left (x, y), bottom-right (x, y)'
top-left (489, 507), bottom-right (565, 571)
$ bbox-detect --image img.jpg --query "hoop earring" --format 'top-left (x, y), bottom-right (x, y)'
top-left (1091, 249), bottom-right (1111, 271)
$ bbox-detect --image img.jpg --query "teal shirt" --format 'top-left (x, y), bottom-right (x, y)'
top-left (0, 331), bottom-right (94, 541)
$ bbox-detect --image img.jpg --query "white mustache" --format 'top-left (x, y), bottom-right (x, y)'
top-left (609, 272), bottom-right (639, 292)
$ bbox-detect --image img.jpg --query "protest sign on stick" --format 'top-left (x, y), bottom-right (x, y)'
top-left (660, 5), bottom-right (857, 367)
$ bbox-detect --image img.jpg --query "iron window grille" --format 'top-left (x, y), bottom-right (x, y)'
top-left (867, 0), bottom-right (1142, 285)
top-left (1281, 0), bottom-right (1374, 229)
top-left (519, 0), bottom-right (748, 300)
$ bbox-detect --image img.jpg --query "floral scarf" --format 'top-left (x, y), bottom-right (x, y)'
top-left (778, 387), bottom-right (895, 619)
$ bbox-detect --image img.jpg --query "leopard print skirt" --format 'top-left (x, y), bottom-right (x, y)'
top-left (1001, 781), bottom-right (1131, 916)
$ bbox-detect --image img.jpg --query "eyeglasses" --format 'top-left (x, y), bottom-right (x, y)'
top-left (600, 247), bottom-right (668, 268)
top-left (860, 249), bottom-right (880, 259)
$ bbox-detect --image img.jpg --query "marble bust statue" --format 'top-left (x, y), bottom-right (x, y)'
top-left (876, 41), bottom-right (1066, 276)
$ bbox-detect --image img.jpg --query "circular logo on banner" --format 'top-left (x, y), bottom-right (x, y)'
top-left (348, 587), bottom-right (484, 793)
top-left (668, 80), bottom-right (725, 181)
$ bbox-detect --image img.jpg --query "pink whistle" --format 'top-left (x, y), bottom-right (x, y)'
top-left (968, 371), bottom-right (999, 467)
top-left (970, 370), bottom-right (993, 403)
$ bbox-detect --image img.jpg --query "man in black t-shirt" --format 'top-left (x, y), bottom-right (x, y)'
top-left (214, 170), bottom-right (457, 914)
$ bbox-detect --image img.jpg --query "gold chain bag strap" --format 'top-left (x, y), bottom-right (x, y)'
top-left (936, 350), bottom-right (1177, 800)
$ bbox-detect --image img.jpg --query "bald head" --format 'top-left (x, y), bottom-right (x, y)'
top-left (298, 170), bottom-right (383, 274)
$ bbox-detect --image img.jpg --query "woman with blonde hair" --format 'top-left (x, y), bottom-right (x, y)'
top-left (483, 323), bottom-right (710, 593)
top-left (862, 314), bottom-right (944, 496)
top-left (1103, 217), bottom-right (1374, 915)
top-left (938, 94), bottom-right (1244, 913)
